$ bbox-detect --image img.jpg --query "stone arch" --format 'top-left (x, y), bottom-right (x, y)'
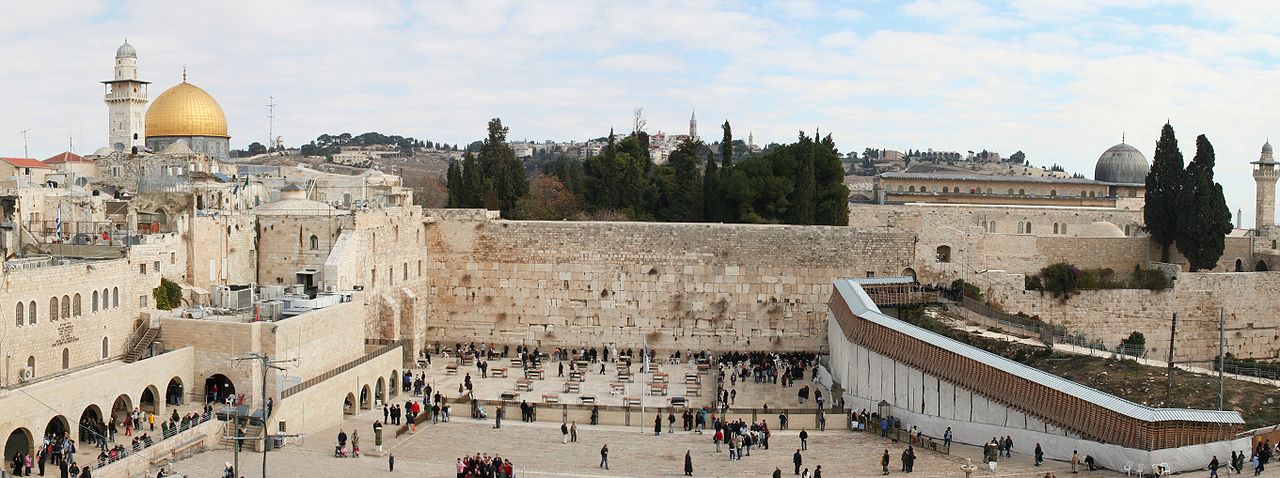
top-left (102, 288), bottom-right (109, 309)
top-left (4, 427), bottom-right (33, 464)
top-left (112, 287), bottom-right (119, 308)
top-left (935, 245), bottom-right (952, 263)
top-left (1235, 258), bottom-right (1244, 272)
top-left (79, 405), bottom-right (103, 442)
top-left (167, 377), bottom-right (185, 405)
top-left (375, 377), bottom-right (386, 404)
top-left (344, 392), bottom-right (357, 415)
top-left (1053, 223), bottom-right (1059, 235)
top-left (102, 337), bottom-right (109, 359)
top-left (50, 297), bottom-right (59, 321)
top-left (141, 385), bottom-right (161, 414)
top-left (111, 394), bottom-right (133, 424)
top-left (900, 268), bottom-right (917, 281)
top-left (44, 415), bottom-right (70, 442)
top-left (61, 295), bottom-right (69, 318)
top-left (26, 355), bottom-right (35, 377)
top-left (360, 384), bottom-right (372, 410)
top-left (205, 374), bottom-right (235, 404)
top-left (1257, 260), bottom-right (1269, 272)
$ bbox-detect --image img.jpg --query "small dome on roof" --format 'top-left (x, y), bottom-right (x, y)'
top-left (1264, 141), bottom-right (1273, 154)
top-left (1080, 221), bottom-right (1126, 238)
top-left (116, 41), bottom-right (136, 58)
top-left (1094, 142), bottom-right (1149, 184)
top-left (92, 147), bottom-right (112, 156)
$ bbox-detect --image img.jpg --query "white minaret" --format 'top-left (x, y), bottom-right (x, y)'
top-left (103, 40), bottom-right (149, 152)
top-left (689, 110), bottom-right (697, 140)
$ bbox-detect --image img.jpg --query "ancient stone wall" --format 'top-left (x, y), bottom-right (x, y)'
top-left (423, 211), bottom-right (917, 351)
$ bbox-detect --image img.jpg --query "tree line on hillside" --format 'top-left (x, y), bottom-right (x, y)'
top-left (297, 132), bottom-right (458, 157)
top-left (1144, 122), bottom-right (1233, 271)
top-left (446, 118), bottom-right (849, 225)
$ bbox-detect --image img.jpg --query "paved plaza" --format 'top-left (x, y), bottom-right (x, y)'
top-left (165, 409), bottom-right (1123, 477)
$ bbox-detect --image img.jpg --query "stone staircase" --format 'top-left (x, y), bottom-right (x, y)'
top-left (221, 422), bottom-right (263, 449)
top-left (123, 327), bottom-right (160, 363)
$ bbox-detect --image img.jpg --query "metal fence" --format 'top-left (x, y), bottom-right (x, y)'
top-left (280, 342), bottom-right (402, 399)
top-left (961, 297), bottom-right (1065, 336)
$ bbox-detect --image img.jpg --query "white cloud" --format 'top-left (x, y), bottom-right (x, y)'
top-left (595, 54), bottom-right (687, 72)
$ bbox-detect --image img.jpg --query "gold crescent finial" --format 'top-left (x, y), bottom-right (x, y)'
top-left (182, 65), bottom-right (187, 82)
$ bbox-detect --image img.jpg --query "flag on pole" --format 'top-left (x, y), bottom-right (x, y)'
top-left (54, 207), bottom-right (62, 241)
top-left (642, 337), bottom-right (650, 374)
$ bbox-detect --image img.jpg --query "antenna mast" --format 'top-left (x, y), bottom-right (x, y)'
top-left (267, 96), bottom-right (277, 151)
top-left (19, 129), bottom-right (31, 158)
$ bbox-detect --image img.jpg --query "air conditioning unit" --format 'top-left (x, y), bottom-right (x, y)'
top-left (322, 283), bottom-right (336, 293)
top-left (19, 368), bottom-right (34, 381)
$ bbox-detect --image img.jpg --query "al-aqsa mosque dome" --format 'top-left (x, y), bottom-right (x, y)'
top-left (144, 77), bottom-right (231, 160)
top-left (1093, 142), bottom-right (1149, 185)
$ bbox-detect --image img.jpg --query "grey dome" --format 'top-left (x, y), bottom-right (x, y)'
top-left (1264, 141), bottom-right (1273, 154)
top-left (1094, 143), bottom-right (1149, 184)
top-left (116, 41), bottom-right (136, 58)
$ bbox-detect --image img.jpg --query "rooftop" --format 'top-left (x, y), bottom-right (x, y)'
top-left (879, 171), bottom-right (1142, 186)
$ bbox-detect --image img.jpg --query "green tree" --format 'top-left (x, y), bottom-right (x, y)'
top-left (247, 142), bottom-right (267, 155)
top-left (461, 152), bottom-right (484, 207)
top-left (1145, 123), bottom-right (1186, 262)
top-left (153, 278), bottom-right (182, 310)
top-left (813, 133), bottom-right (850, 225)
top-left (515, 175), bottom-right (582, 220)
top-left (787, 131), bottom-right (817, 225)
top-left (1175, 134), bottom-right (1233, 271)
top-left (664, 139), bottom-right (704, 222)
top-left (476, 118), bottom-right (528, 218)
top-left (1009, 150), bottom-right (1025, 164)
top-left (445, 161), bottom-right (463, 207)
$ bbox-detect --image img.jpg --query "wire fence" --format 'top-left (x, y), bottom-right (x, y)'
top-left (1212, 358), bottom-right (1280, 381)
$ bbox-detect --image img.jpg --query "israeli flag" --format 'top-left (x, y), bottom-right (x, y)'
top-left (54, 207), bottom-right (62, 240)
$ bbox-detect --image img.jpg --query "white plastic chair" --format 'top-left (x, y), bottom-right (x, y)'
top-left (1134, 463), bottom-right (1144, 477)
top-left (1123, 461), bottom-right (1134, 477)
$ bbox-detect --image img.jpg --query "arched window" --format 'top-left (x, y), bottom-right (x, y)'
top-left (908, 186), bottom-right (916, 192)
top-left (92, 291), bottom-right (99, 312)
top-left (29, 301), bottom-right (36, 325)
top-left (1061, 224), bottom-right (1067, 235)
top-left (989, 221), bottom-right (997, 233)
top-left (102, 337), bottom-right (109, 359)
top-left (1053, 223), bottom-right (1059, 235)
top-left (62, 348), bottom-right (69, 370)
top-left (935, 245), bottom-right (952, 263)
top-left (920, 185), bottom-right (928, 192)
top-left (1018, 189), bottom-right (1026, 195)
top-left (1090, 191), bottom-right (1096, 198)
top-left (61, 295), bottom-right (70, 319)
top-left (309, 235), bottom-right (319, 250)
top-left (15, 302), bottom-right (23, 327)
top-left (897, 185), bottom-right (904, 192)
top-left (1017, 222), bottom-right (1024, 234)
top-left (1050, 189), bottom-right (1057, 196)
top-left (986, 188), bottom-right (992, 194)
top-left (112, 287), bottom-right (119, 308)
top-left (1007, 188), bottom-right (1014, 195)
top-left (1026, 221), bottom-right (1032, 234)
top-left (50, 297), bottom-right (59, 321)
top-left (73, 294), bottom-right (81, 317)
top-left (1080, 190), bottom-right (1086, 197)
top-left (1125, 225), bottom-right (1132, 236)
top-left (941, 187), bottom-right (949, 193)
top-left (26, 356), bottom-right (35, 376)
top-left (103, 289), bottom-right (109, 308)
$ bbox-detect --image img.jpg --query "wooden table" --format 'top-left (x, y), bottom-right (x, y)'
top-left (617, 371), bottom-right (632, 383)
top-left (492, 367), bottom-right (508, 378)
top-left (516, 379), bottom-right (533, 391)
top-left (610, 383), bottom-right (625, 395)
top-left (670, 396), bottom-right (687, 407)
top-left (648, 383), bottom-right (668, 396)
top-left (684, 373), bottom-right (699, 384)
top-left (686, 385), bottom-right (701, 396)
top-left (575, 360), bottom-right (590, 371)
top-left (580, 395), bottom-right (596, 404)
top-left (445, 364), bottom-right (458, 375)
top-left (542, 394), bottom-right (559, 404)
top-left (500, 391), bottom-right (519, 401)
top-left (510, 358), bottom-right (524, 367)
top-left (652, 372), bottom-right (669, 383)
top-left (563, 381), bottom-right (581, 393)
top-left (568, 370), bottom-right (585, 382)
top-left (623, 396), bottom-right (641, 406)
top-left (526, 369), bottom-right (544, 380)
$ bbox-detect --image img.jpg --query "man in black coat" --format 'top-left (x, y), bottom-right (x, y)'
top-left (793, 449), bottom-right (803, 475)
top-left (684, 450), bottom-right (693, 476)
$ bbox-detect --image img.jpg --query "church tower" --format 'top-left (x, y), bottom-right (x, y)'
top-left (1252, 140), bottom-right (1278, 231)
top-left (689, 110), bottom-right (697, 140)
top-left (103, 40), bottom-right (149, 152)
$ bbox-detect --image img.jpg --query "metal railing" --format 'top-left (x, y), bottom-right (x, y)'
top-left (90, 409), bottom-right (214, 470)
top-left (280, 342), bottom-right (402, 399)
top-left (961, 296), bottom-right (1065, 336)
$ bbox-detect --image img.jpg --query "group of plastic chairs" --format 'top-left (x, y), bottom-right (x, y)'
top-left (1123, 461), bottom-right (1173, 477)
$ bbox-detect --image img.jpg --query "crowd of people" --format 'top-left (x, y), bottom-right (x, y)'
top-left (455, 453), bottom-right (514, 478)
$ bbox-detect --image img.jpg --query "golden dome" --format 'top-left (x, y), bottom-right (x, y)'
top-left (145, 82), bottom-right (229, 138)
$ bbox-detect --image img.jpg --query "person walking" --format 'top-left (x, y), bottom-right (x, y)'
top-left (793, 449), bottom-right (803, 475)
top-left (1034, 443), bottom-right (1044, 466)
top-left (570, 422), bottom-right (578, 442)
top-left (668, 413), bottom-right (676, 434)
top-left (714, 428), bottom-right (723, 452)
top-left (684, 450), bottom-right (693, 476)
top-left (944, 427), bottom-right (952, 448)
top-left (881, 449), bottom-right (891, 475)
top-left (1071, 450), bottom-right (1080, 474)
top-left (814, 465), bottom-right (823, 478)
top-left (774, 467), bottom-right (783, 478)
top-left (654, 414), bottom-right (662, 436)
top-left (599, 444), bottom-right (609, 470)
top-left (494, 405), bottom-right (503, 429)
top-left (387, 453), bottom-right (394, 472)
top-left (800, 429), bottom-right (809, 451)
top-left (561, 422), bottom-right (569, 444)
top-left (1210, 456), bottom-right (1220, 478)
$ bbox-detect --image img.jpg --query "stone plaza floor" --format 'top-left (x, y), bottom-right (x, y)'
top-left (165, 406), bottom-right (1128, 478)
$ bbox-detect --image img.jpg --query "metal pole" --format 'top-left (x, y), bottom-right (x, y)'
top-left (263, 354), bottom-right (270, 478)
top-left (1219, 307), bottom-right (1225, 411)
top-left (1166, 312), bottom-right (1177, 407)
top-left (233, 408), bottom-right (239, 478)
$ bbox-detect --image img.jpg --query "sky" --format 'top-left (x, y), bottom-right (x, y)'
top-left (3, 0), bottom-right (1280, 224)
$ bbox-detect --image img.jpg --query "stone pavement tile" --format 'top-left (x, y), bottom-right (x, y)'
top-left (168, 410), bottom-right (1125, 478)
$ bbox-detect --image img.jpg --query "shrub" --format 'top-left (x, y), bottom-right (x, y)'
top-left (153, 278), bottom-right (182, 310)
top-left (950, 279), bottom-right (982, 300)
top-left (1129, 268), bottom-right (1171, 291)
top-left (1118, 331), bottom-right (1146, 356)
top-left (1039, 262), bottom-right (1080, 300)
top-left (1024, 275), bottom-right (1042, 291)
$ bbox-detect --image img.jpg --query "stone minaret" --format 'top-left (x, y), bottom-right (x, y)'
top-left (1253, 140), bottom-right (1277, 231)
top-left (689, 110), bottom-right (697, 140)
top-left (103, 40), bottom-right (149, 152)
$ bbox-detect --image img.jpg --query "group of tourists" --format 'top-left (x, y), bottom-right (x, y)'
top-left (455, 453), bottom-right (514, 478)
top-left (8, 431), bottom-right (93, 477)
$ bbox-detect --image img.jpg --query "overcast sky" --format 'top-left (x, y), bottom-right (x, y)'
top-left (3, 1), bottom-right (1279, 224)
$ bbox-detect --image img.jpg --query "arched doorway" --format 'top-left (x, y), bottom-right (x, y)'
top-left (140, 385), bottom-right (160, 414)
top-left (167, 377), bottom-right (185, 405)
top-left (79, 405), bottom-right (103, 444)
top-left (360, 385), bottom-right (372, 410)
top-left (375, 378), bottom-right (385, 405)
top-left (388, 371), bottom-right (399, 397)
top-left (4, 428), bottom-right (32, 464)
top-left (44, 416), bottom-right (70, 442)
top-left (1235, 258), bottom-right (1245, 272)
top-left (1258, 261), bottom-right (1270, 272)
top-left (111, 394), bottom-right (133, 426)
top-left (205, 374), bottom-right (235, 404)
top-left (935, 245), bottom-right (952, 263)
top-left (343, 393), bottom-right (357, 415)
top-left (900, 268), bottom-right (917, 281)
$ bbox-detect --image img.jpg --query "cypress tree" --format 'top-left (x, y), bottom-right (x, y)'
top-left (446, 161), bottom-right (463, 207)
top-left (1175, 135), bottom-right (1233, 271)
top-left (1144, 123), bottom-right (1185, 262)
top-left (789, 131), bottom-right (817, 225)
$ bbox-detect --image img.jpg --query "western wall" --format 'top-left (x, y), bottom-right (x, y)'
top-left (420, 209), bottom-right (917, 351)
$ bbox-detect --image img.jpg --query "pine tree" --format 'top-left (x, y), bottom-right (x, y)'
top-left (788, 131), bottom-right (817, 225)
top-left (446, 161), bottom-right (463, 207)
top-left (1175, 135), bottom-right (1233, 271)
top-left (477, 118), bottom-right (528, 217)
top-left (461, 152), bottom-right (483, 208)
top-left (666, 139), bottom-right (704, 222)
top-left (703, 151), bottom-right (720, 222)
top-left (1145, 123), bottom-right (1185, 262)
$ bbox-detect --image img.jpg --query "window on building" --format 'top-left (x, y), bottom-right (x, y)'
top-left (28, 301), bottom-right (36, 325)
top-left (102, 337), bottom-right (109, 359)
top-left (1050, 190), bottom-right (1057, 196)
top-left (1026, 221), bottom-right (1032, 234)
top-left (908, 186), bottom-right (915, 192)
top-left (986, 188), bottom-right (992, 194)
top-left (1080, 190), bottom-right (1086, 197)
top-left (15, 302), bottom-right (23, 327)
top-left (403, 263), bottom-right (408, 281)
top-left (1061, 224), bottom-right (1067, 235)
top-left (26, 356), bottom-right (35, 377)
top-left (73, 294), bottom-right (81, 317)
top-left (920, 185), bottom-right (928, 192)
top-left (139, 295), bottom-right (147, 307)
top-left (62, 348), bottom-right (69, 370)
top-left (92, 291), bottom-right (99, 312)
top-left (170, 252), bottom-right (176, 264)
top-left (1007, 188), bottom-right (1014, 195)
top-left (935, 245), bottom-right (952, 263)
top-left (418, 260), bottom-right (423, 276)
top-left (941, 187), bottom-right (949, 193)
top-left (1054, 223), bottom-right (1059, 234)
top-left (113, 287), bottom-right (119, 308)
top-left (50, 297), bottom-right (59, 321)
top-left (309, 235), bottom-right (319, 250)
top-left (1019, 189), bottom-right (1026, 195)
top-left (140, 263), bottom-right (147, 274)
top-left (153, 261), bottom-right (160, 272)
top-left (61, 295), bottom-right (69, 318)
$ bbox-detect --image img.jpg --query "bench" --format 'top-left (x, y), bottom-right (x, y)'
top-left (516, 379), bottom-right (533, 391)
top-left (526, 369), bottom-right (545, 380)
top-left (670, 396), bottom-right (686, 407)
top-left (652, 372), bottom-right (669, 383)
top-left (569, 370), bottom-right (586, 383)
top-left (575, 360), bottom-right (590, 371)
top-left (511, 358), bottom-right (524, 367)
top-left (491, 367), bottom-right (508, 378)
top-left (610, 383), bottom-right (625, 396)
top-left (563, 381), bottom-right (581, 393)
top-left (445, 364), bottom-right (458, 375)
top-left (686, 385), bottom-right (701, 396)
top-left (617, 372), bottom-right (632, 383)
top-left (460, 356), bottom-right (475, 366)
top-left (542, 394), bottom-right (559, 404)
top-left (580, 395), bottom-right (596, 404)
top-left (684, 373), bottom-right (699, 384)
top-left (648, 383), bottom-right (668, 396)
top-left (696, 361), bottom-right (710, 373)
top-left (500, 391), bottom-right (519, 401)
top-left (623, 396), bottom-right (641, 406)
